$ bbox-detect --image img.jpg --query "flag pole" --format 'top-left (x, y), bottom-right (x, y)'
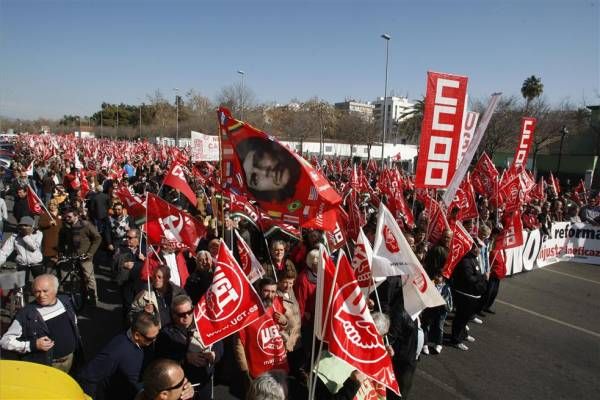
top-left (310, 248), bottom-right (343, 400)
top-left (145, 192), bottom-right (151, 296)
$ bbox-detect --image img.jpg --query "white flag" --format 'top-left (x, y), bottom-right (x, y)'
top-left (372, 204), bottom-right (445, 318)
top-left (352, 228), bottom-right (384, 298)
top-left (234, 230), bottom-right (265, 284)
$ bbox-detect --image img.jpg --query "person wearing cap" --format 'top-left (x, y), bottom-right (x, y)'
top-left (0, 216), bottom-right (44, 280)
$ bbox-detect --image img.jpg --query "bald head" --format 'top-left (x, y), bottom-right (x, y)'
top-left (32, 274), bottom-right (59, 306)
top-left (142, 358), bottom-right (186, 400)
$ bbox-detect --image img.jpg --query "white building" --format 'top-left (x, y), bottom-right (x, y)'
top-left (372, 96), bottom-right (415, 130)
top-left (334, 100), bottom-right (375, 120)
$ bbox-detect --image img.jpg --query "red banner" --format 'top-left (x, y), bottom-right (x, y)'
top-left (238, 299), bottom-right (289, 378)
top-left (162, 161), bottom-right (198, 206)
top-left (442, 222), bottom-right (474, 278)
top-left (320, 252), bottom-right (400, 395)
top-left (415, 71), bottom-right (468, 188)
top-left (495, 210), bottom-right (524, 250)
top-left (146, 194), bottom-right (207, 249)
top-left (217, 107), bottom-right (341, 230)
top-left (27, 186), bottom-right (42, 215)
top-left (471, 152), bottom-right (499, 198)
top-left (195, 243), bottom-right (264, 346)
top-left (513, 117), bottom-right (537, 168)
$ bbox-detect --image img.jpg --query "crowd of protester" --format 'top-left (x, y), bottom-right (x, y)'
top-left (0, 134), bottom-right (597, 400)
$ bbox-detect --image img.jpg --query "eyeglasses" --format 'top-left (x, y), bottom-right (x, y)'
top-left (175, 309), bottom-right (193, 318)
top-left (126, 236), bottom-right (138, 239)
top-left (161, 376), bottom-right (186, 392)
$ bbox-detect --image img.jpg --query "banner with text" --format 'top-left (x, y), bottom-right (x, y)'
top-left (505, 222), bottom-right (600, 276)
top-left (191, 131), bottom-right (220, 161)
top-left (415, 71), bottom-right (468, 189)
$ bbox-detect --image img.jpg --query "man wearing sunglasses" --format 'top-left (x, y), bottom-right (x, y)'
top-left (155, 295), bottom-right (223, 399)
top-left (135, 358), bottom-right (194, 400)
top-left (78, 311), bottom-right (160, 400)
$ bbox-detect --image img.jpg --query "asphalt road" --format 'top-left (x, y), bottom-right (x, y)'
top-left (69, 260), bottom-right (599, 400)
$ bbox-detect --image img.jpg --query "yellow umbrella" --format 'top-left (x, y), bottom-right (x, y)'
top-left (0, 360), bottom-right (91, 400)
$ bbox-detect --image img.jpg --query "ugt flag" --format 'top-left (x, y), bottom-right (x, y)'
top-left (317, 251), bottom-right (400, 395)
top-left (195, 242), bottom-right (264, 346)
top-left (217, 107), bottom-right (341, 230)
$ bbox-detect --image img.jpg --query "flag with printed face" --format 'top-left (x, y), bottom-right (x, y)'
top-left (195, 242), bottom-right (264, 346)
top-left (317, 251), bottom-right (400, 395)
top-left (441, 222), bottom-right (474, 279)
top-left (217, 107), bottom-right (341, 230)
top-left (162, 161), bottom-right (198, 206)
top-left (235, 230), bottom-right (265, 283)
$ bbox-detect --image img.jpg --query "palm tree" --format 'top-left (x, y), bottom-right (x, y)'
top-left (521, 75), bottom-right (544, 113)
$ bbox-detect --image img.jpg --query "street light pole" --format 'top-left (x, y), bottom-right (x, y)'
top-left (237, 70), bottom-right (245, 120)
top-left (380, 33), bottom-right (391, 164)
top-left (139, 104), bottom-right (143, 140)
top-left (174, 88), bottom-right (179, 147)
top-left (557, 125), bottom-right (569, 177)
top-left (116, 104), bottom-right (119, 138)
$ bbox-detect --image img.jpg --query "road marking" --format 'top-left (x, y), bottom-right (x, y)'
top-left (496, 299), bottom-right (600, 339)
top-left (416, 369), bottom-right (473, 400)
top-left (538, 267), bottom-right (600, 285)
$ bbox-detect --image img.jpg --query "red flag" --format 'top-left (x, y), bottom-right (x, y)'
top-left (318, 251), bottom-right (400, 395)
top-left (146, 194), bottom-right (207, 250)
top-left (217, 107), bottom-right (341, 230)
top-left (162, 161), bottom-right (198, 206)
top-left (529, 177), bottom-right (546, 202)
top-left (325, 206), bottom-right (349, 252)
top-left (513, 117), bottom-right (537, 168)
top-left (549, 172), bottom-right (560, 196)
top-left (79, 170), bottom-right (90, 199)
top-left (495, 210), bottom-right (524, 250)
top-left (345, 189), bottom-right (364, 241)
top-left (27, 186), bottom-right (42, 215)
top-left (257, 211), bottom-right (301, 241)
top-left (449, 175), bottom-right (478, 221)
top-left (441, 222), bottom-right (474, 279)
top-left (194, 242), bottom-right (264, 346)
top-left (471, 152), bottom-right (499, 197)
top-left (238, 297), bottom-right (289, 378)
top-left (423, 196), bottom-right (450, 246)
top-left (494, 174), bottom-right (521, 212)
top-left (114, 186), bottom-right (146, 225)
top-left (415, 71), bottom-right (469, 188)
top-left (229, 193), bottom-right (260, 227)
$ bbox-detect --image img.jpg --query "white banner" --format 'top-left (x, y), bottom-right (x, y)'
top-left (505, 222), bottom-right (600, 276)
top-left (442, 93), bottom-right (502, 205)
top-left (191, 131), bottom-right (220, 162)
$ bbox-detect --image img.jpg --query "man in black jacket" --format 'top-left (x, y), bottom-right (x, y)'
top-left (450, 243), bottom-right (487, 351)
top-left (154, 294), bottom-right (223, 399)
top-left (0, 274), bottom-right (82, 373)
top-left (78, 311), bottom-right (159, 400)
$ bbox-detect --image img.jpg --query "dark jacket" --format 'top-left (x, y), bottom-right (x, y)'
top-left (154, 323), bottom-right (224, 386)
top-left (88, 191), bottom-right (110, 221)
top-left (184, 269), bottom-right (213, 304)
top-left (0, 295), bottom-right (82, 367)
top-left (78, 331), bottom-right (150, 400)
top-left (13, 196), bottom-right (33, 222)
top-left (423, 244), bottom-right (449, 279)
top-left (451, 252), bottom-right (487, 297)
top-left (58, 219), bottom-right (102, 256)
top-left (386, 284), bottom-right (418, 369)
